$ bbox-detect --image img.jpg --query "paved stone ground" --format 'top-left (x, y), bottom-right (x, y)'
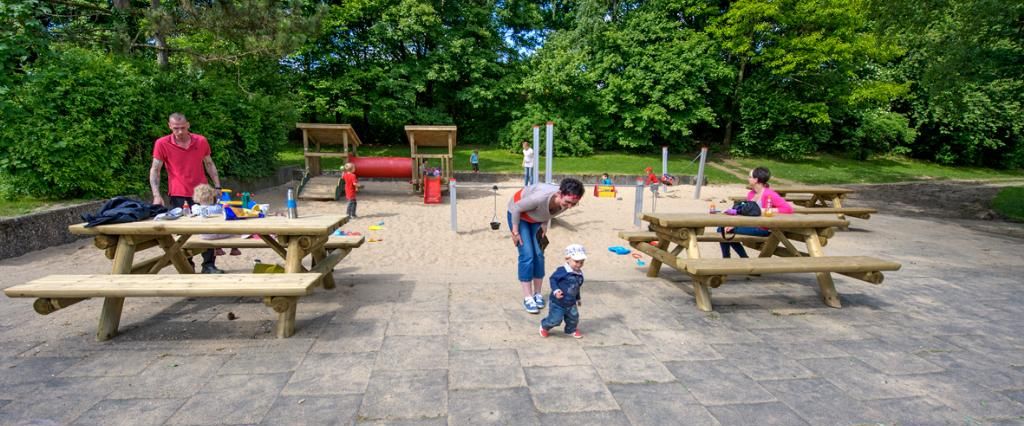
top-left (1, 212), bottom-right (1023, 425)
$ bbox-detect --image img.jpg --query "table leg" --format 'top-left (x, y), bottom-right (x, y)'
top-left (832, 195), bottom-right (849, 227)
top-left (646, 239), bottom-right (671, 278)
top-left (684, 230), bottom-right (713, 311)
top-left (98, 235), bottom-right (136, 341)
top-left (312, 244), bottom-right (336, 289)
top-left (264, 296), bottom-right (298, 338)
top-left (804, 231), bottom-right (842, 308)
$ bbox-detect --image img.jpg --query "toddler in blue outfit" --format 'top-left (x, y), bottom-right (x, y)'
top-left (539, 244), bottom-right (587, 339)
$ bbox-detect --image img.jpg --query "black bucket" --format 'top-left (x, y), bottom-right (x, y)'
top-left (490, 221), bottom-right (501, 230)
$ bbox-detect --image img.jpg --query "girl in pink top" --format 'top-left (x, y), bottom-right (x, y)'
top-left (720, 167), bottom-right (793, 258)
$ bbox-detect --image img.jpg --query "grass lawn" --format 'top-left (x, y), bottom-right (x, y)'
top-left (0, 197), bottom-right (91, 218)
top-left (992, 187), bottom-right (1024, 221)
top-left (278, 143), bottom-right (739, 183)
top-left (728, 154), bottom-right (1024, 184)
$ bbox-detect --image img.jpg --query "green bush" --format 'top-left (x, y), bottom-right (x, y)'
top-left (0, 47), bottom-right (296, 199)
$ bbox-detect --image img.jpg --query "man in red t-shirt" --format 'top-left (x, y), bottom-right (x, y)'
top-left (342, 162), bottom-right (359, 218)
top-left (149, 112), bottom-right (225, 273)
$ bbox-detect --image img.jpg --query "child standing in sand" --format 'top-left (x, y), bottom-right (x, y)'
top-left (539, 244), bottom-right (587, 339)
top-left (342, 163), bottom-right (359, 218)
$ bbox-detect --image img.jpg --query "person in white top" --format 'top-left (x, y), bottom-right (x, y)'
top-left (522, 141), bottom-right (535, 186)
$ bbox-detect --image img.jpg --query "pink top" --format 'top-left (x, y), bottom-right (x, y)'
top-left (747, 187), bottom-right (793, 214)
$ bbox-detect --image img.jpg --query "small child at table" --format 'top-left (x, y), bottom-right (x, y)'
top-left (193, 184), bottom-right (241, 256)
top-left (539, 244), bottom-right (587, 339)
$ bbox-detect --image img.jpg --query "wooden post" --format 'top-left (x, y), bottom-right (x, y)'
top-left (285, 237), bottom-right (305, 274)
top-left (804, 231), bottom-right (842, 308)
top-left (302, 129), bottom-right (311, 175)
top-left (312, 245), bottom-right (335, 289)
top-left (685, 229), bottom-right (713, 312)
top-left (264, 296), bottom-right (298, 338)
top-left (98, 235), bottom-right (135, 341)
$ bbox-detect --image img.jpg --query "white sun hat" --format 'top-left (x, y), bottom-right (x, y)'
top-left (564, 244), bottom-right (587, 260)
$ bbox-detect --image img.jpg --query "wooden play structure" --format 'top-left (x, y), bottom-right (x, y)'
top-left (294, 123), bottom-right (457, 203)
top-left (296, 123), bottom-right (362, 200)
top-left (407, 125), bottom-right (457, 191)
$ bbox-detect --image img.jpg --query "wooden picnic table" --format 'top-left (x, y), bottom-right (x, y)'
top-left (5, 215), bottom-right (350, 340)
top-left (771, 185), bottom-right (855, 208)
top-left (622, 213), bottom-right (899, 312)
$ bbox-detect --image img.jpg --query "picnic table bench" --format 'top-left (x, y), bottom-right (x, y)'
top-left (3, 215), bottom-right (354, 340)
top-left (619, 213), bottom-right (900, 312)
top-left (4, 274), bottom-right (322, 339)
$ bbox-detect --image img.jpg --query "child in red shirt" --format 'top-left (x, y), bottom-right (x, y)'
top-left (342, 163), bottom-right (359, 218)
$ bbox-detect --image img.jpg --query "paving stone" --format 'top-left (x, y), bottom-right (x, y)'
top-left (828, 338), bottom-right (945, 375)
top-left (448, 301), bottom-right (501, 323)
top-left (902, 371), bottom-right (1024, 419)
top-left (165, 372), bottom-right (289, 425)
top-left (524, 366), bottom-right (619, 413)
top-left (283, 352), bottom-right (376, 395)
top-left (311, 319), bottom-right (387, 353)
top-left (359, 369), bottom-right (448, 420)
top-left (516, 343), bottom-right (590, 368)
top-left (768, 341), bottom-right (847, 359)
top-left (0, 399), bottom-right (8, 410)
top-left (448, 387), bottom-right (539, 425)
top-left (107, 355), bottom-right (228, 399)
top-left (797, 357), bottom-right (924, 401)
top-left (584, 345), bottom-right (675, 384)
top-left (664, 360), bottom-right (775, 406)
top-left (706, 402), bottom-right (809, 426)
top-left (759, 378), bottom-right (883, 425)
top-left (537, 410), bottom-right (631, 425)
top-left (375, 335), bottom-right (449, 370)
top-left (260, 395), bottom-right (363, 426)
top-left (0, 377), bottom-right (117, 425)
top-left (448, 320), bottom-right (514, 350)
top-left (608, 383), bottom-right (715, 425)
top-left (356, 418), bottom-right (447, 426)
top-left (861, 396), bottom-right (964, 425)
top-left (678, 317), bottom-right (763, 344)
top-left (217, 351), bottom-right (306, 375)
top-left (0, 340), bottom-right (43, 357)
top-left (632, 330), bottom-right (721, 362)
top-left (0, 356), bottom-right (80, 398)
top-left (387, 310), bottom-right (448, 336)
top-left (71, 398), bottom-right (185, 425)
top-left (448, 349), bottom-right (526, 390)
top-left (60, 351), bottom-right (162, 377)
top-left (1004, 389), bottom-right (1024, 404)
top-left (711, 343), bottom-right (815, 380)
top-left (571, 316), bottom-right (641, 346)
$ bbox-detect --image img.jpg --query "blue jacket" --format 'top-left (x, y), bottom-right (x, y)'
top-left (548, 265), bottom-right (584, 308)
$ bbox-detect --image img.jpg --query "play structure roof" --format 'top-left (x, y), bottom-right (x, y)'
top-left (295, 123), bottom-right (362, 147)
top-left (405, 125), bottom-right (457, 148)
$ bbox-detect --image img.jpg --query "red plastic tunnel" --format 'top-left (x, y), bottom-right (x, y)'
top-left (347, 155), bottom-right (414, 178)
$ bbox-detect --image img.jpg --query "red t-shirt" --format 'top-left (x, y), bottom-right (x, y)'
top-left (153, 133), bottom-right (211, 197)
top-left (342, 171), bottom-right (358, 200)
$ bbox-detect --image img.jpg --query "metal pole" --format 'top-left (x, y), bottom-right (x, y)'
top-left (694, 146), bottom-right (708, 199)
top-left (532, 125), bottom-right (540, 185)
top-left (449, 178), bottom-right (457, 232)
top-left (633, 178), bottom-right (644, 228)
top-left (661, 146), bottom-right (668, 179)
top-left (545, 121), bottom-right (554, 184)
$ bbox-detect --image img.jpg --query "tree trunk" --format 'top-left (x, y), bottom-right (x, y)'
top-left (721, 59), bottom-right (746, 151)
top-left (151, 0), bottom-right (168, 68)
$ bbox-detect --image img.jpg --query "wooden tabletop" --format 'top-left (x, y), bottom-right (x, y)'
top-left (69, 214), bottom-right (348, 236)
top-left (642, 213), bottom-right (848, 228)
top-left (772, 186), bottom-right (855, 195)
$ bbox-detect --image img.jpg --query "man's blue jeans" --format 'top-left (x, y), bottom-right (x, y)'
top-left (509, 212), bottom-right (544, 282)
top-left (524, 167), bottom-right (534, 186)
top-left (541, 301), bottom-right (579, 334)
top-left (718, 226), bottom-right (770, 258)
